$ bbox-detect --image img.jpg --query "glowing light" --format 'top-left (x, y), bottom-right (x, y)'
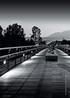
top-left (23, 54), bottom-right (25, 56)
top-left (3, 60), bottom-right (6, 64)
top-left (31, 51), bottom-right (33, 53)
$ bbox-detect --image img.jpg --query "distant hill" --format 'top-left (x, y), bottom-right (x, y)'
top-left (44, 30), bottom-right (70, 41)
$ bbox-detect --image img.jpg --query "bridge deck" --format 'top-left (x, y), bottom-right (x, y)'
top-left (0, 49), bottom-right (70, 98)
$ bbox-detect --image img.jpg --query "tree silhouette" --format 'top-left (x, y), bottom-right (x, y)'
top-left (0, 26), bottom-right (4, 47)
top-left (0, 24), bottom-right (46, 47)
top-left (61, 39), bottom-right (68, 45)
top-left (31, 26), bottom-right (42, 45)
top-left (4, 23), bottom-right (26, 47)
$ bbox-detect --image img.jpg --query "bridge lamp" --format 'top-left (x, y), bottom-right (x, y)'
top-left (31, 51), bottom-right (33, 53)
top-left (3, 60), bottom-right (6, 64)
top-left (23, 54), bottom-right (25, 57)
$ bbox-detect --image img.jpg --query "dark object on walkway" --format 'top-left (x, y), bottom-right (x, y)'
top-left (46, 54), bottom-right (58, 61)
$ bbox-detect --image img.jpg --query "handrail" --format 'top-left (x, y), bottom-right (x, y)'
top-left (0, 45), bottom-right (46, 50)
top-left (0, 45), bottom-right (47, 58)
top-left (0, 45), bottom-right (47, 56)
top-left (0, 47), bottom-right (39, 59)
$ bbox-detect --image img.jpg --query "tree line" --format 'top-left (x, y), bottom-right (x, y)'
top-left (55, 39), bottom-right (70, 45)
top-left (0, 23), bottom-right (46, 48)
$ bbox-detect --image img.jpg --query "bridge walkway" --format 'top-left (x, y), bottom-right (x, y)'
top-left (0, 48), bottom-right (70, 98)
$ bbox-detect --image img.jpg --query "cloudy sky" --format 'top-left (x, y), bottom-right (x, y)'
top-left (0, 0), bottom-right (70, 37)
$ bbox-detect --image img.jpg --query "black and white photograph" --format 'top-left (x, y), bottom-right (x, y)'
top-left (0, 0), bottom-right (70, 98)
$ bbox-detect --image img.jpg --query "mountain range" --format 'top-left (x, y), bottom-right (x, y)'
top-left (44, 30), bottom-right (70, 41)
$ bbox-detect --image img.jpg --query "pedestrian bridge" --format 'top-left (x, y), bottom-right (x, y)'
top-left (0, 47), bottom-right (70, 98)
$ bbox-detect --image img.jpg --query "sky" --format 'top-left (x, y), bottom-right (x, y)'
top-left (0, 0), bottom-right (70, 37)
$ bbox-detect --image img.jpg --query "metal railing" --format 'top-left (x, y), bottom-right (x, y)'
top-left (56, 45), bottom-right (70, 55)
top-left (0, 45), bottom-right (47, 76)
top-left (0, 45), bottom-right (42, 56)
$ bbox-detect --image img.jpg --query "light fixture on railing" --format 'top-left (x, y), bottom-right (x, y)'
top-left (3, 60), bottom-right (6, 64)
top-left (31, 51), bottom-right (33, 53)
top-left (23, 54), bottom-right (25, 57)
